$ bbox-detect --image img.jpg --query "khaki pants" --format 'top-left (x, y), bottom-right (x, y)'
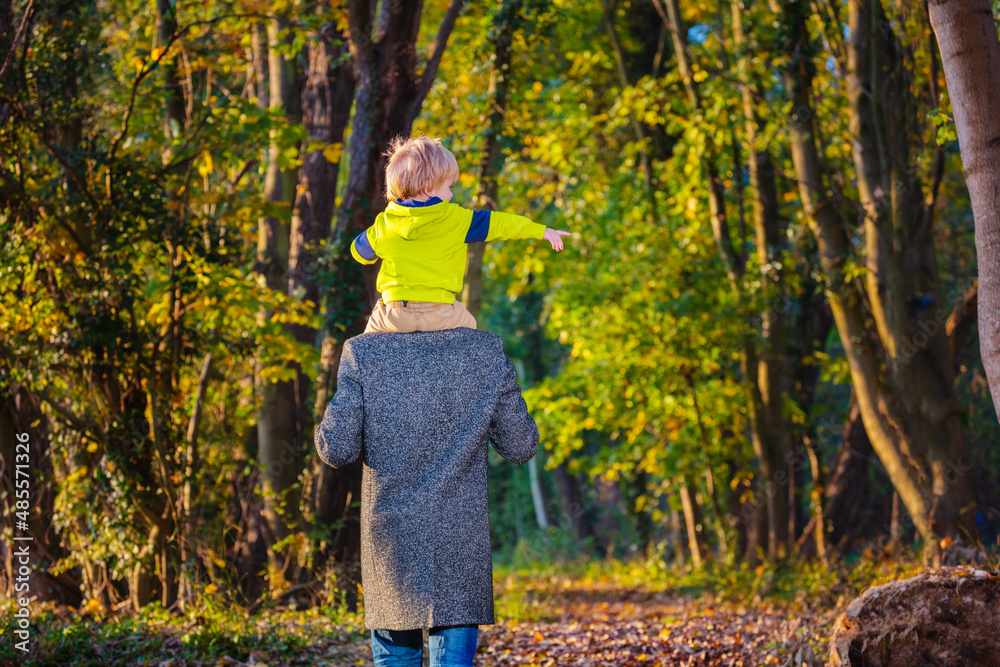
top-left (364, 297), bottom-right (478, 334)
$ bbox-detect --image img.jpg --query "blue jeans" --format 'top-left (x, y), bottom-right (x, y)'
top-left (371, 624), bottom-right (479, 666)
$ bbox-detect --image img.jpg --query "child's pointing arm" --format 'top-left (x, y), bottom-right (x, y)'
top-left (465, 209), bottom-right (573, 251)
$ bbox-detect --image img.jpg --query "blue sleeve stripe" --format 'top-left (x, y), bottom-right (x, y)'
top-left (354, 231), bottom-right (377, 261)
top-left (465, 210), bottom-right (491, 243)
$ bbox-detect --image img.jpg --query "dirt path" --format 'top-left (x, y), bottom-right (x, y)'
top-left (475, 588), bottom-right (829, 667)
top-left (272, 585), bottom-right (832, 666)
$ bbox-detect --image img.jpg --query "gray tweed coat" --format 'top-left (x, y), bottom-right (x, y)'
top-left (314, 328), bottom-right (539, 631)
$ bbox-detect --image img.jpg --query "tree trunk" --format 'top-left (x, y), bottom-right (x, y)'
top-left (928, 0), bottom-right (1000, 419)
top-left (141, 0), bottom-right (188, 609)
top-left (846, 0), bottom-right (976, 544)
top-left (669, 504), bottom-right (687, 568)
top-left (678, 481), bottom-right (704, 568)
top-left (0, 385), bottom-right (82, 604)
top-left (316, 0), bottom-right (466, 580)
top-left (727, 0), bottom-right (793, 559)
top-left (825, 400), bottom-right (875, 554)
top-left (179, 352), bottom-right (212, 606)
top-left (782, 0), bottom-right (977, 561)
top-left (256, 12), bottom-right (304, 584)
top-left (552, 463), bottom-right (596, 548)
top-left (291, 19), bottom-right (356, 577)
top-left (463, 0), bottom-right (520, 318)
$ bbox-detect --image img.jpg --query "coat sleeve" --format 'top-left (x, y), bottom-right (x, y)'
top-left (464, 209), bottom-right (547, 243)
top-left (350, 226), bottom-right (379, 265)
top-left (487, 351), bottom-right (540, 465)
top-left (315, 341), bottom-right (364, 468)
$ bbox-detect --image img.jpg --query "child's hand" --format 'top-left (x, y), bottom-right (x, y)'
top-left (543, 228), bottom-right (573, 251)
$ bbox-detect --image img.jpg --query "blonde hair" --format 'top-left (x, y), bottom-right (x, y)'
top-left (383, 135), bottom-right (460, 201)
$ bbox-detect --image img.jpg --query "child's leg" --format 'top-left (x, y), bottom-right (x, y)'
top-left (413, 299), bottom-right (478, 332)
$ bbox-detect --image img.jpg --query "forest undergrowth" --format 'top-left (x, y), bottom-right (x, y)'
top-left (2, 543), bottom-right (968, 667)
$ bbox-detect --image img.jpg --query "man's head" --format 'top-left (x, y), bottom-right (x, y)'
top-left (383, 135), bottom-right (460, 203)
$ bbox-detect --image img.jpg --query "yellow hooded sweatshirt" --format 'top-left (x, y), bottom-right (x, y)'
top-left (350, 197), bottom-right (547, 304)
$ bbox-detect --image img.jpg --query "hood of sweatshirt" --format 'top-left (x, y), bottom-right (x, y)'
top-left (382, 197), bottom-right (452, 240)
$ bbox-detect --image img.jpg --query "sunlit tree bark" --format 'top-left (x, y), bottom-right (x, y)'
top-left (928, 0), bottom-right (1000, 419)
top-left (784, 0), bottom-right (977, 559)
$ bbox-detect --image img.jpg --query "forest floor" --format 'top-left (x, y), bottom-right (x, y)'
top-left (476, 582), bottom-right (829, 666)
top-left (2, 554), bottom-right (924, 666)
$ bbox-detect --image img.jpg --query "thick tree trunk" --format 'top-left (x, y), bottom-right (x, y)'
top-left (291, 20), bottom-right (356, 577)
top-left (782, 0), bottom-right (976, 559)
top-left (783, 0), bottom-right (932, 542)
top-left (316, 0), bottom-right (466, 581)
top-left (847, 0), bottom-right (975, 544)
top-left (728, 0), bottom-right (792, 559)
top-left (928, 0), bottom-right (1000, 419)
top-left (0, 385), bottom-right (82, 604)
top-left (256, 12), bottom-right (304, 584)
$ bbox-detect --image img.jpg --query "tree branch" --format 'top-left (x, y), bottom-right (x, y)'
top-left (105, 12), bottom-right (273, 202)
top-left (0, 0), bottom-right (35, 85)
top-left (346, 0), bottom-right (374, 62)
top-left (408, 0), bottom-right (466, 122)
top-left (35, 388), bottom-right (106, 444)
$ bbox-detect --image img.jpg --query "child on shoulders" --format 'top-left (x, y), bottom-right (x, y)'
top-left (351, 135), bottom-right (571, 334)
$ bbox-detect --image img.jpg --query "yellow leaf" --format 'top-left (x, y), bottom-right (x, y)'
top-left (693, 70), bottom-right (708, 83)
top-left (198, 152), bottom-right (213, 177)
top-left (940, 536), bottom-right (953, 549)
top-left (204, 584), bottom-right (218, 595)
top-left (533, 631), bottom-right (544, 641)
top-left (532, 81), bottom-right (543, 93)
top-left (322, 143), bottom-right (343, 164)
top-left (151, 46), bottom-right (167, 61)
